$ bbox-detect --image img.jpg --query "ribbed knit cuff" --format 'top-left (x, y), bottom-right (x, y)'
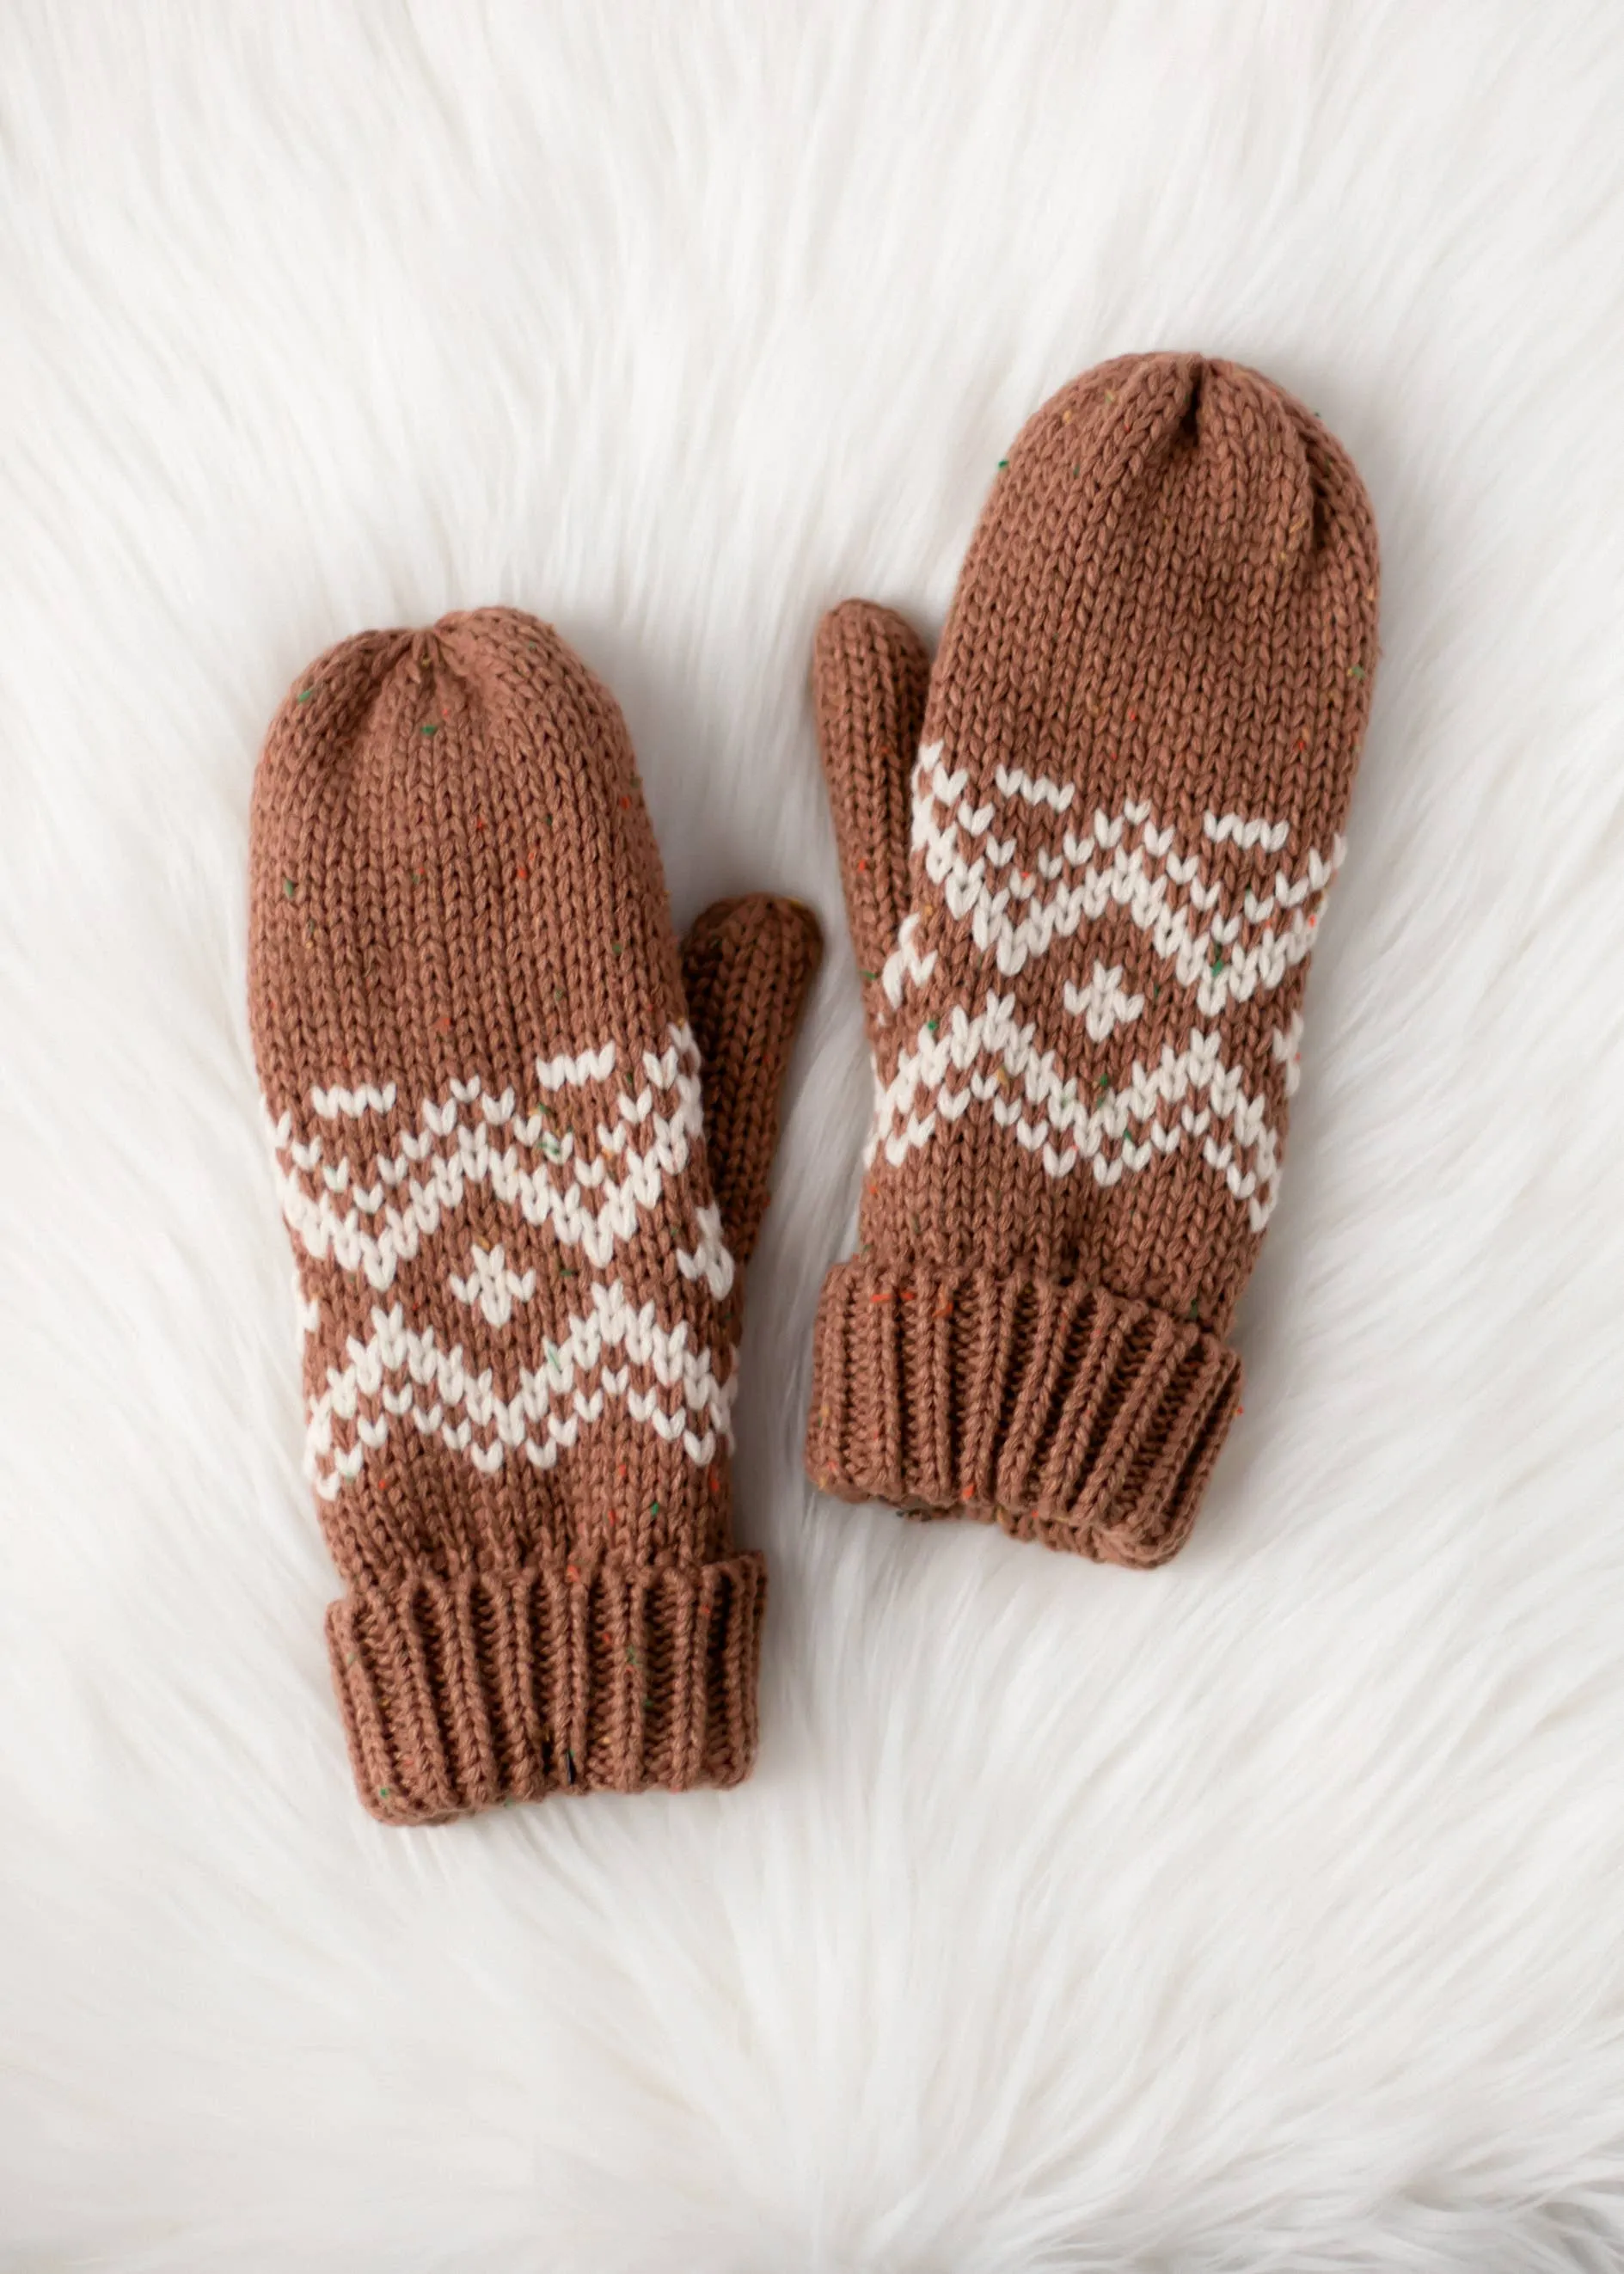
top-left (327, 1551), bottom-right (765, 1824)
top-left (806, 1260), bottom-right (1241, 1566)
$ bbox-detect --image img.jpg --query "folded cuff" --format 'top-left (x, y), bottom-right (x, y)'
top-left (328, 1551), bottom-right (765, 1824)
top-left (806, 1260), bottom-right (1241, 1566)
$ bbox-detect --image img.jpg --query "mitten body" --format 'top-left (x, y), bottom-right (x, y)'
top-left (251, 610), bottom-right (810, 1818)
top-left (808, 356), bottom-right (1379, 1563)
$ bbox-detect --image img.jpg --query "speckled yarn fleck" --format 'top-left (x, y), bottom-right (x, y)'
top-left (249, 609), bottom-right (818, 1821)
top-left (806, 354), bottom-right (1379, 1564)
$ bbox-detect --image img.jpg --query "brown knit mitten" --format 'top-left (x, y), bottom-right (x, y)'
top-left (806, 354), bottom-right (1379, 1565)
top-left (249, 608), bottom-right (819, 1821)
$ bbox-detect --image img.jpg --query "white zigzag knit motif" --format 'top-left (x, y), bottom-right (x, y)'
top-left (879, 910), bottom-right (939, 1014)
top-left (868, 990), bottom-right (1294, 1229)
top-left (1204, 811), bottom-right (1293, 851)
top-left (1272, 1009), bottom-right (1306, 1099)
top-left (310, 1081), bottom-right (397, 1119)
top-left (309, 1042), bottom-right (616, 1124)
top-left (995, 764), bottom-right (1292, 850)
top-left (448, 1241), bottom-right (536, 1328)
top-left (671, 1203), bottom-right (735, 1297)
top-left (269, 1026), bottom-right (735, 1294)
top-left (305, 1281), bottom-right (736, 1499)
top-left (1061, 959), bottom-right (1145, 1042)
top-left (446, 1203), bottom-right (730, 1328)
top-left (863, 750), bottom-right (1339, 1229)
top-left (882, 745), bottom-right (1343, 1018)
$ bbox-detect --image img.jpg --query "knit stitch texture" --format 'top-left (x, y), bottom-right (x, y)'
top-left (806, 353), bottom-right (1380, 1563)
top-left (249, 608), bottom-right (818, 1820)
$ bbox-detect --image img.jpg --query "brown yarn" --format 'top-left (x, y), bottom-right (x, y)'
top-left (248, 608), bottom-right (818, 1820)
top-left (806, 354), bottom-right (1379, 1563)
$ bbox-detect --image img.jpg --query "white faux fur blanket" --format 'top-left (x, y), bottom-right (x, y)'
top-left (4, 3), bottom-right (1624, 2266)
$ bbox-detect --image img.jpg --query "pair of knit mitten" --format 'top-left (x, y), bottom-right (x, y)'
top-left (248, 353), bottom-right (1378, 1824)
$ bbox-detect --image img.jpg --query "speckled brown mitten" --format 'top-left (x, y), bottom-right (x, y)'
top-left (249, 608), bottom-right (818, 1821)
top-left (806, 354), bottom-right (1379, 1565)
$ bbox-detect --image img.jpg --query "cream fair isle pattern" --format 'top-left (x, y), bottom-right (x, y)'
top-left (867, 744), bottom-right (1345, 1229)
top-left (272, 1028), bottom-right (738, 1502)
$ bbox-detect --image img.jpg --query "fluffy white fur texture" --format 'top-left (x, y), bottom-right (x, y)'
top-left (3, 3), bottom-right (1624, 2266)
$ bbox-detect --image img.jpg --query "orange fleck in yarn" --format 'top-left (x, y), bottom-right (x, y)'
top-left (805, 355), bottom-right (1379, 1565)
top-left (249, 608), bottom-right (818, 1820)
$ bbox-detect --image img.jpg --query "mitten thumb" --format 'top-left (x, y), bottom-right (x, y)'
top-left (812, 601), bottom-right (930, 1040)
top-left (683, 895), bottom-right (822, 1270)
